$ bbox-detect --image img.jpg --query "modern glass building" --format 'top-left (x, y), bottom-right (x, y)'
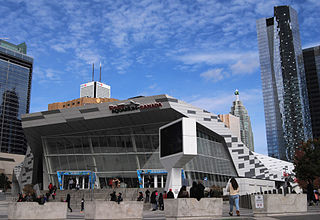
top-left (0, 40), bottom-right (33, 155)
top-left (303, 45), bottom-right (320, 139)
top-left (21, 95), bottom-right (293, 191)
top-left (256, 6), bottom-right (312, 161)
top-left (230, 90), bottom-right (254, 152)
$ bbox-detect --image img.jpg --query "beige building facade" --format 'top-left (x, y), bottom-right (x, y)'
top-left (48, 97), bottom-right (118, 110)
top-left (218, 114), bottom-right (241, 140)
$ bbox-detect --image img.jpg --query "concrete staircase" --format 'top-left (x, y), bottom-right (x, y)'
top-left (53, 188), bottom-right (164, 209)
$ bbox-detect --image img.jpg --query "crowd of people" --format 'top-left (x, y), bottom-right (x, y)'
top-left (17, 183), bottom-right (58, 205)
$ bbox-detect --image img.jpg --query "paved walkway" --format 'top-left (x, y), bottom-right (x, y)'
top-left (1, 201), bottom-right (320, 219)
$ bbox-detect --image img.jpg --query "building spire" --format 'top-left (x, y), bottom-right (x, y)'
top-left (92, 63), bottom-right (94, 81)
top-left (235, 89), bottom-right (239, 101)
top-left (99, 62), bottom-right (101, 82)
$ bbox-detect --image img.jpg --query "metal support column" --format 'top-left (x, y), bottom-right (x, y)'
top-left (154, 175), bottom-right (158, 188)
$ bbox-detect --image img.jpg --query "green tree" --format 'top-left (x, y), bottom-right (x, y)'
top-left (294, 139), bottom-right (320, 188)
top-left (0, 173), bottom-right (11, 191)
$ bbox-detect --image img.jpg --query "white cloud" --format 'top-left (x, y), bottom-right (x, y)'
top-left (200, 68), bottom-right (226, 82)
top-left (177, 51), bottom-right (259, 78)
top-left (230, 58), bottom-right (259, 75)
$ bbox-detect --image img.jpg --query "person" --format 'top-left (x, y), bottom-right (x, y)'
top-left (52, 185), bottom-right (57, 200)
top-left (48, 183), bottom-right (53, 194)
top-left (145, 189), bottom-right (150, 203)
top-left (36, 195), bottom-right (45, 205)
top-left (150, 190), bottom-right (158, 211)
top-left (66, 194), bottom-right (72, 212)
top-left (137, 192), bottom-right (144, 201)
top-left (45, 192), bottom-right (51, 202)
top-left (227, 177), bottom-right (240, 216)
top-left (163, 191), bottom-right (167, 199)
top-left (167, 189), bottom-right (174, 198)
top-left (110, 191), bottom-right (117, 202)
top-left (190, 181), bottom-right (198, 199)
top-left (307, 179), bottom-right (315, 206)
top-left (69, 179), bottom-right (74, 190)
top-left (197, 181), bottom-right (205, 200)
top-left (17, 193), bottom-right (23, 202)
top-left (158, 193), bottom-right (164, 211)
top-left (145, 176), bottom-right (151, 188)
top-left (117, 192), bottom-right (123, 204)
top-left (177, 185), bottom-right (189, 198)
top-left (81, 198), bottom-right (85, 213)
top-left (108, 178), bottom-right (113, 188)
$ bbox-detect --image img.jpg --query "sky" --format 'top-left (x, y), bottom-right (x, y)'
top-left (1, 0), bottom-right (319, 155)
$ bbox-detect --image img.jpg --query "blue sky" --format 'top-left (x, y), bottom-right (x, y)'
top-left (1, 0), bottom-right (319, 155)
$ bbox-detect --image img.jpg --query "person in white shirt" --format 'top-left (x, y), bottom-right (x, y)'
top-left (227, 177), bottom-right (240, 216)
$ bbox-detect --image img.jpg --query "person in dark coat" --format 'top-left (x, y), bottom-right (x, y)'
top-left (81, 198), bottom-right (85, 213)
top-left (197, 181), bottom-right (205, 201)
top-left (190, 181), bottom-right (198, 199)
top-left (117, 192), bottom-right (123, 204)
top-left (145, 189), bottom-right (150, 203)
top-left (158, 193), bottom-right (164, 211)
top-left (307, 179), bottom-right (315, 206)
top-left (177, 185), bottom-right (189, 198)
top-left (167, 189), bottom-right (174, 198)
top-left (110, 191), bottom-right (117, 201)
top-left (66, 194), bottom-right (72, 212)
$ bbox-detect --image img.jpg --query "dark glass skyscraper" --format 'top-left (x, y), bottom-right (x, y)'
top-left (256, 6), bottom-right (312, 161)
top-left (303, 45), bottom-right (320, 139)
top-left (0, 40), bottom-right (33, 154)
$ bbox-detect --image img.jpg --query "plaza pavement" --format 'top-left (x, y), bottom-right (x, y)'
top-left (0, 200), bottom-right (319, 220)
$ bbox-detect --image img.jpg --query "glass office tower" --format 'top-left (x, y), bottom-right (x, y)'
top-left (230, 90), bottom-right (254, 152)
top-left (303, 46), bottom-right (320, 139)
top-left (0, 40), bottom-right (33, 154)
top-left (256, 6), bottom-right (312, 161)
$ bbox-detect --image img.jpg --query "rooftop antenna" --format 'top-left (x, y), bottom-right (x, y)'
top-left (92, 63), bottom-right (94, 82)
top-left (99, 62), bottom-right (101, 82)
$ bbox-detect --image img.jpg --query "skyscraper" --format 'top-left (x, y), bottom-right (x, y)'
top-left (0, 40), bottom-right (33, 155)
top-left (303, 45), bottom-right (320, 139)
top-left (256, 6), bottom-right (312, 161)
top-left (230, 90), bottom-right (254, 152)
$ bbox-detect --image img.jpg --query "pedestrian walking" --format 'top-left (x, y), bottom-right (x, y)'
top-left (81, 198), bottom-right (85, 213)
top-left (158, 193), bottom-right (164, 211)
top-left (150, 190), bottom-right (158, 211)
top-left (227, 177), bottom-right (240, 216)
top-left (66, 194), bottom-right (72, 212)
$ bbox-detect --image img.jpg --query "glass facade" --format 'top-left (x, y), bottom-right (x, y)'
top-left (257, 6), bottom-right (312, 161)
top-left (43, 121), bottom-right (237, 189)
top-left (230, 98), bottom-right (254, 151)
top-left (303, 46), bottom-right (320, 139)
top-left (0, 41), bottom-right (33, 155)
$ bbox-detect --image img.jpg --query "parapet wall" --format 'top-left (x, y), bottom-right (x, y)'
top-left (85, 201), bottom-right (144, 220)
top-left (8, 202), bottom-right (67, 219)
top-left (164, 198), bottom-right (223, 220)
